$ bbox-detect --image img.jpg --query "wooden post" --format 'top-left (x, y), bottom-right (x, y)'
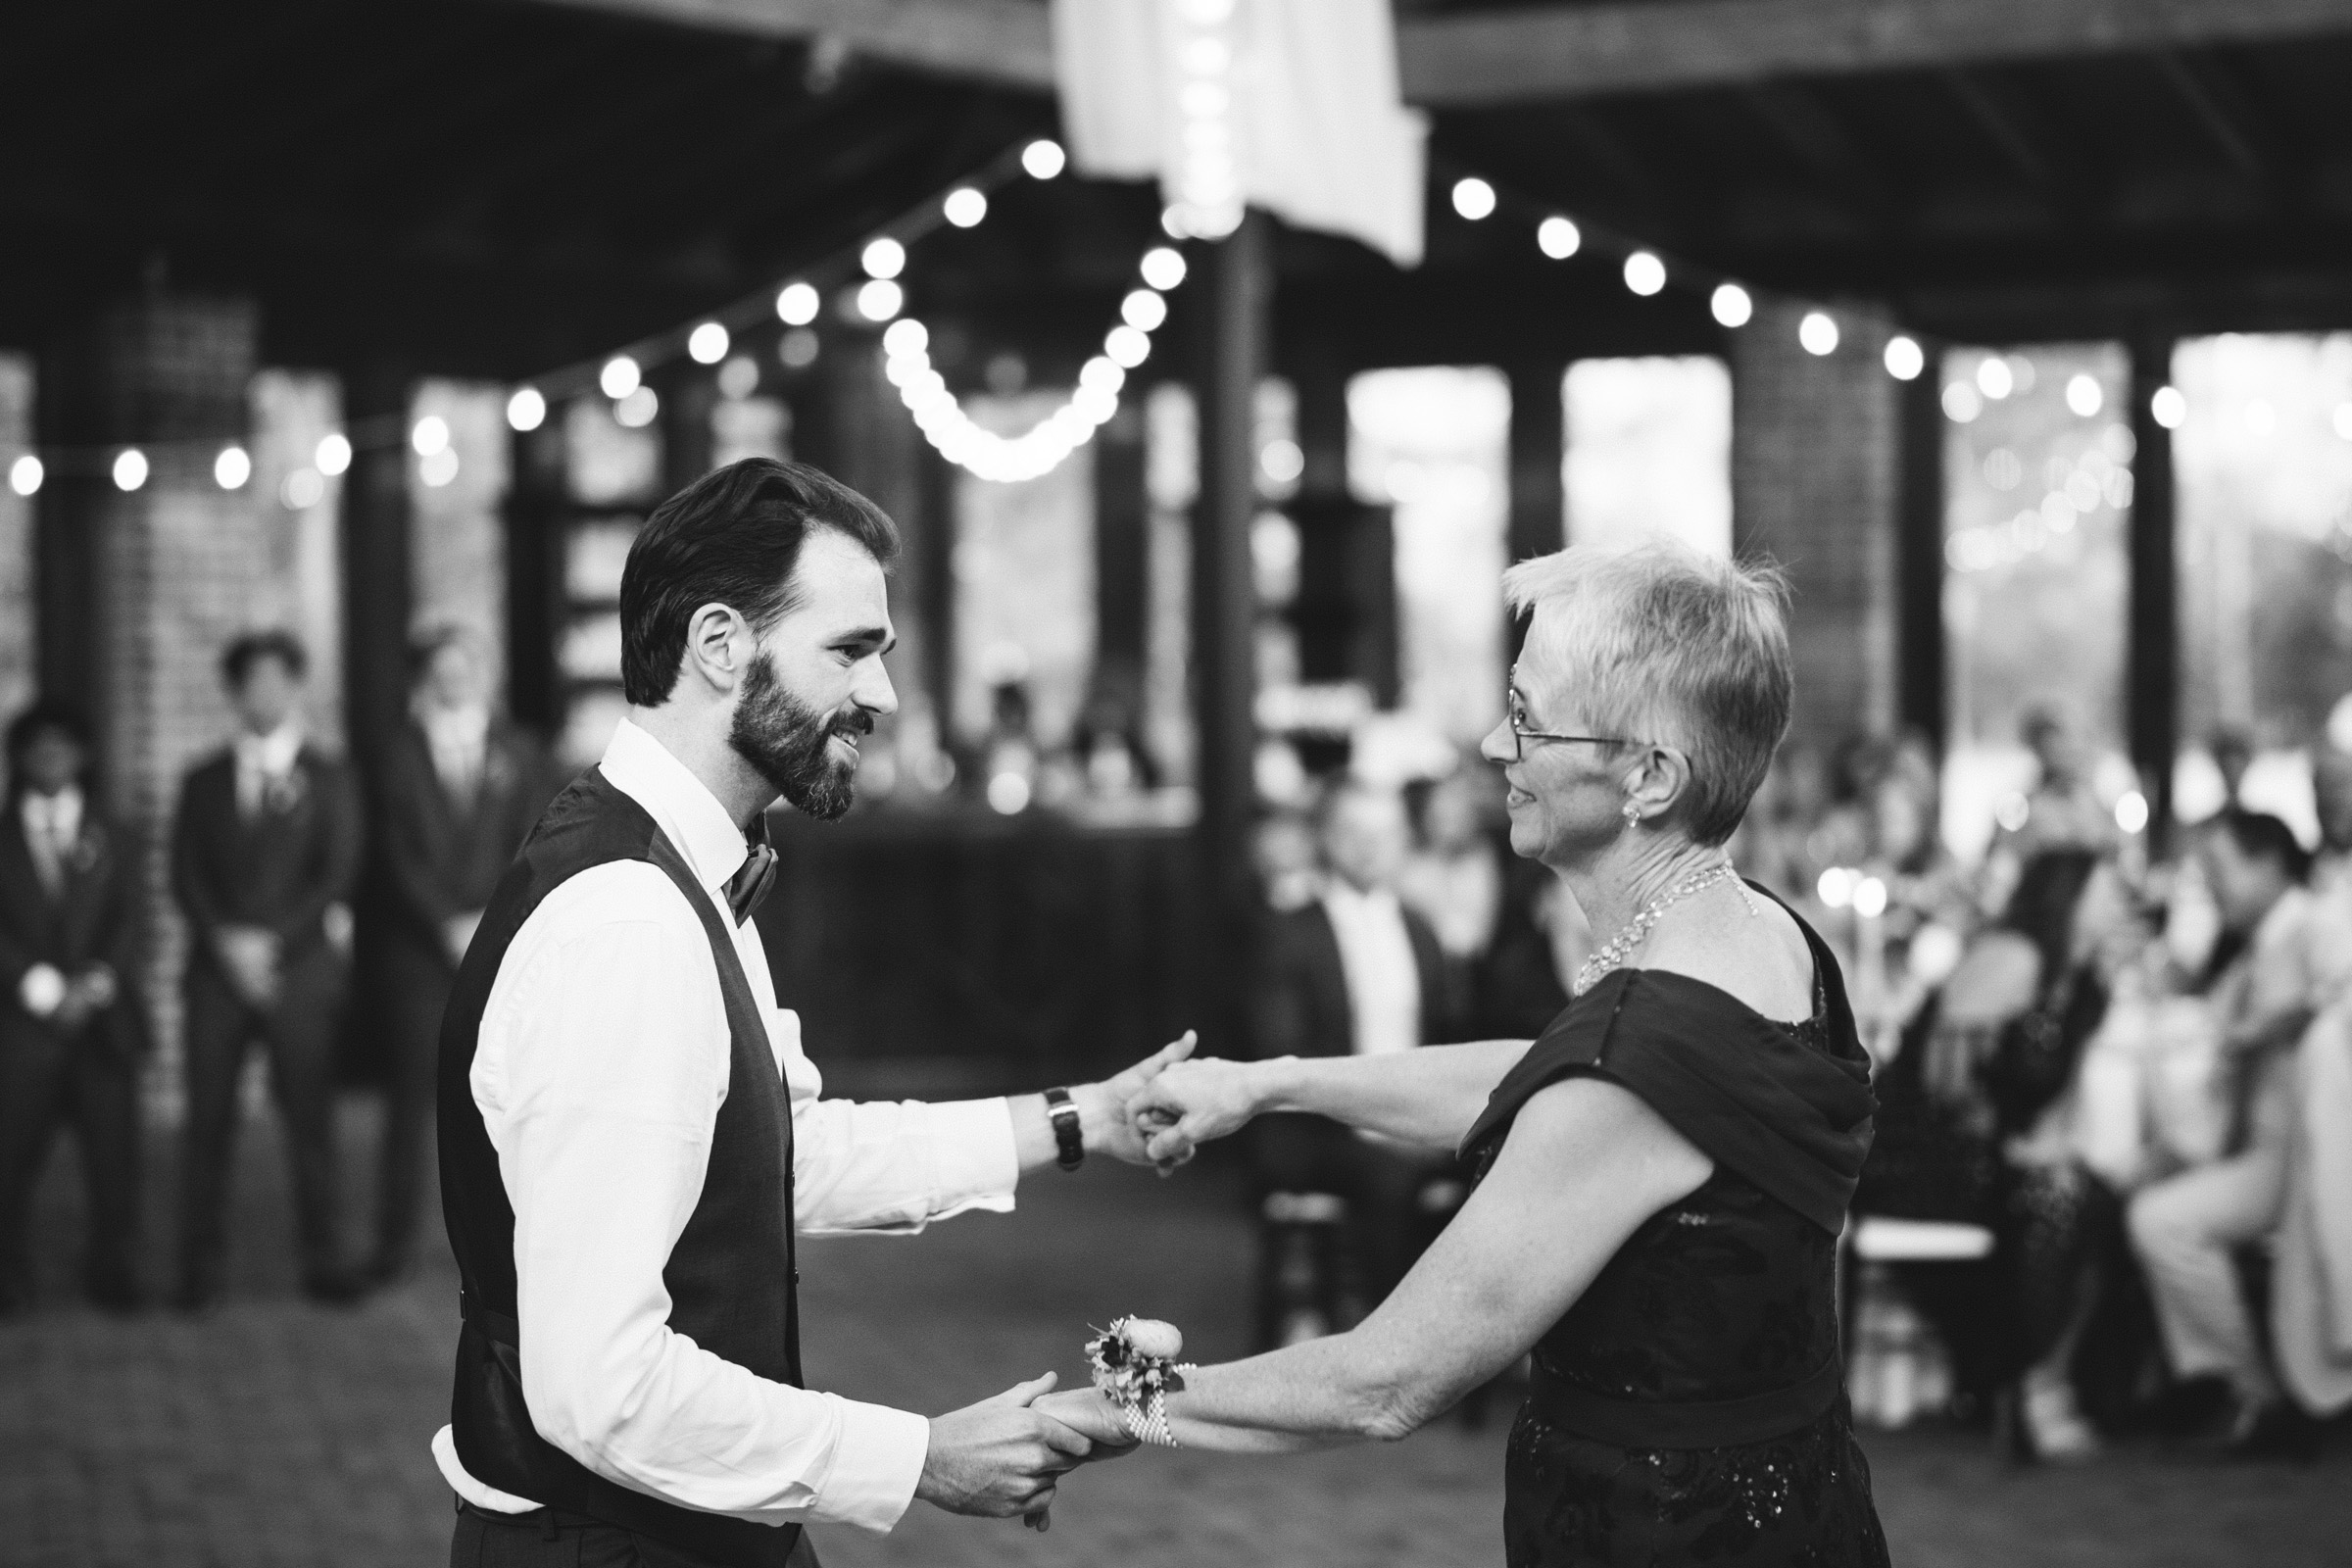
top-left (2128, 336), bottom-right (2180, 842)
top-left (1193, 210), bottom-right (1272, 1041)
top-left (505, 401), bottom-right (569, 738)
top-left (1895, 353), bottom-right (1947, 749)
top-left (340, 361), bottom-right (415, 781)
top-left (1090, 400), bottom-right (1150, 717)
top-left (1506, 361), bottom-right (1566, 662)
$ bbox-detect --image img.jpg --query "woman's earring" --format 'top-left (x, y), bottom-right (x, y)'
top-left (1622, 801), bottom-right (1642, 828)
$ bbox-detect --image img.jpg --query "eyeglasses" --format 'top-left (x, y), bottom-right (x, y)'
top-left (1502, 673), bottom-right (1642, 764)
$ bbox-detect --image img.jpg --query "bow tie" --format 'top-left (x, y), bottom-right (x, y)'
top-left (725, 819), bottom-right (778, 927)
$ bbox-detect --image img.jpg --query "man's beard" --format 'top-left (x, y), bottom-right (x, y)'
top-left (728, 653), bottom-right (872, 822)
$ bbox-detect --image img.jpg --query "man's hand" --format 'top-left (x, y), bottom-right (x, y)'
top-left (215, 926), bottom-right (281, 1009)
top-left (1125, 1054), bottom-right (1266, 1171)
top-left (1070, 1031), bottom-right (1198, 1166)
top-left (915, 1372), bottom-right (1093, 1523)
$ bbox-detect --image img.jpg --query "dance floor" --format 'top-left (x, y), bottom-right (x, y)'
top-left (2, 1100), bottom-right (2346, 1568)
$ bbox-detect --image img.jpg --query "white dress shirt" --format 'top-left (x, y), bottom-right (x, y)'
top-left (232, 723), bottom-right (303, 818)
top-left (421, 701), bottom-right (490, 799)
top-left (1319, 881), bottom-right (1423, 1058)
top-left (431, 716), bottom-right (1020, 1534)
top-left (15, 786), bottom-right (84, 1017)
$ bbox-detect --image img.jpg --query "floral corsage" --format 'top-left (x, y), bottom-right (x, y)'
top-left (1084, 1316), bottom-right (1193, 1447)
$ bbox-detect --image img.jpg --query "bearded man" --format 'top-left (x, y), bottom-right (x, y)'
top-left (434, 458), bottom-right (1179, 1567)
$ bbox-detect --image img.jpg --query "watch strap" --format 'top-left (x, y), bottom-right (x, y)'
top-left (1045, 1086), bottom-right (1085, 1171)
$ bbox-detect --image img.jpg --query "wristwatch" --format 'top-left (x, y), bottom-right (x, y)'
top-left (1044, 1087), bottom-right (1085, 1171)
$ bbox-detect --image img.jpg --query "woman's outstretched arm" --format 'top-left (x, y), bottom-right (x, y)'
top-left (1040, 1075), bottom-right (1712, 1452)
top-left (1128, 1039), bottom-right (1530, 1160)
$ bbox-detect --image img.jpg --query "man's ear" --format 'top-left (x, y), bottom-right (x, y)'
top-left (682, 603), bottom-right (749, 693)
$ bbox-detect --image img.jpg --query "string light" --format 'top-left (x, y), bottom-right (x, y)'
top-left (776, 282), bottom-right (820, 326)
top-left (1977, 358), bottom-right (2013, 399)
top-left (861, 238), bottom-right (906, 280)
top-left (1451, 177), bottom-right (1495, 220)
top-left (412, 416), bottom-right (451, 457)
top-left (419, 447), bottom-right (461, 487)
top-left (600, 356), bottom-right (641, 399)
top-left (1021, 138), bottom-right (1066, 179)
top-left (1165, 0), bottom-right (1239, 238)
top-left (2151, 385), bottom-right (2186, 428)
top-left (614, 386), bottom-right (660, 428)
top-left (8, 455), bottom-right (40, 496)
top-left (1120, 289), bottom-right (1168, 331)
top-left (1140, 247), bottom-right (1187, 290)
top-left (113, 449), bottom-right (148, 492)
top-left (1538, 216), bottom-right (1580, 259)
top-left (944, 187), bottom-right (988, 228)
top-left (1709, 283), bottom-right (1752, 327)
top-left (1623, 252), bottom-right (1665, 296)
top-left (2066, 373), bottom-right (2102, 416)
top-left (1799, 312), bottom-right (1838, 356)
top-left (1104, 324), bottom-right (1151, 368)
top-left (316, 433), bottom-right (352, 476)
top-left (280, 468), bottom-right (324, 510)
top-left (507, 387), bottom-right (548, 432)
top-left (214, 446), bottom-right (251, 490)
top-left (857, 279), bottom-right (903, 321)
top-left (1885, 336), bottom-right (1926, 381)
top-left (717, 356), bottom-right (760, 400)
top-left (688, 322), bottom-right (730, 365)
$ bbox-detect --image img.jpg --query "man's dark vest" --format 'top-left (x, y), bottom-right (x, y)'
top-left (438, 769), bottom-right (802, 1567)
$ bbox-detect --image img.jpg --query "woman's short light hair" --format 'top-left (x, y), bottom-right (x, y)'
top-left (1503, 538), bottom-right (1792, 847)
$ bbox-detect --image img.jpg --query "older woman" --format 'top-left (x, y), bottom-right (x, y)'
top-left (1050, 541), bottom-right (1888, 1566)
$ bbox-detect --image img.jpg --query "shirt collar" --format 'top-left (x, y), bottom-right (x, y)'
top-left (22, 785), bottom-right (81, 837)
top-left (235, 722), bottom-right (303, 774)
top-left (597, 715), bottom-right (752, 894)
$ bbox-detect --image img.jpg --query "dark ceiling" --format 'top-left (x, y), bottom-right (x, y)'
top-left (7, 0), bottom-right (2351, 383)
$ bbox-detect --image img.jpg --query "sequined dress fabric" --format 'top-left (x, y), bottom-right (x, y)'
top-left (1498, 1009), bottom-right (1890, 1566)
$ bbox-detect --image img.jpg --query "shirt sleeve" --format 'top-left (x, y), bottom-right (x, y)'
top-left (486, 869), bottom-right (929, 1533)
top-left (768, 1005), bottom-right (1020, 1235)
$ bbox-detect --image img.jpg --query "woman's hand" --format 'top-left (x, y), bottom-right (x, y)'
top-left (1126, 1055), bottom-right (1266, 1171)
top-left (1033, 1387), bottom-right (1139, 1453)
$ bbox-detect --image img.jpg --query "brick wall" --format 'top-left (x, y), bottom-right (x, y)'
top-left (1730, 299), bottom-right (1900, 750)
top-left (0, 355), bottom-right (32, 733)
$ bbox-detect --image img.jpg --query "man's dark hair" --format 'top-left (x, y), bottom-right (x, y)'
top-left (6, 698), bottom-right (92, 764)
top-left (220, 629), bottom-right (309, 690)
top-left (2214, 808), bottom-right (2312, 885)
top-left (619, 458), bottom-right (900, 708)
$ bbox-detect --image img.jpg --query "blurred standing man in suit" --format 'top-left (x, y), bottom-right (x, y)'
top-left (1250, 781), bottom-right (1460, 1323)
top-left (0, 702), bottom-right (147, 1314)
top-left (361, 626), bottom-right (551, 1288)
top-left (172, 631), bottom-right (365, 1309)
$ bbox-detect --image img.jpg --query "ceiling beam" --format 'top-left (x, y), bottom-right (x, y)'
top-left (511, 0), bottom-right (1054, 88)
top-left (514, 0), bottom-right (2352, 110)
top-left (1400, 0), bottom-right (2352, 108)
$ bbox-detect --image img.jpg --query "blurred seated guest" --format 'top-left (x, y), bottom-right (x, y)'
top-left (1400, 766), bottom-right (1506, 984)
top-left (2014, 706), bottom-right (2115, 857)
top-left (361, 626), bottom-right (553, 1288)
top-left (0, 703), bottom-right (147, 1314)
top-left (1250, 808), bottom-right (1320, 915)
top-left (172, 631), bottom-right (364, 1310)
top-left (1728, 738), bottom-right (1832, 905)
top-left (1250, 781), bottom-right (1460, 1328)
top-left (1857, 848), bottom-right (2138, 1457)
top-left (2129, 810), bottom-right (2345, 1454)
top-left (1073, 693), bottom-right (1156, 801)
top-left (2273, 736), bottom-right (2352, 1425)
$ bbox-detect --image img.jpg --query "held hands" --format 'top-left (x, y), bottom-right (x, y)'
top-left (214, 926), bottom-right (282, 1009)
top-left (1123, 1054), bottom-right (1265, 1172)
top-left (916, 1373), bottom-right (1094, 1528)
top-left (1070, 1031), bottom-right (1199, 1166)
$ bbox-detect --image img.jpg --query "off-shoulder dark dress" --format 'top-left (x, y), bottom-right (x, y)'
top-left (1460, 892), bottom-right (1891, 1567)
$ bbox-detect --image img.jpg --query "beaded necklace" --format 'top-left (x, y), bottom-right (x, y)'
top-left (1573, 858), bottom-right (1756, 997)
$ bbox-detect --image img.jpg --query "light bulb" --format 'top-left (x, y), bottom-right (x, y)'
top-left (1450, 177), bottom-right (1495, 220)
top-left (1798, 311), bottom-right (1838, 356)
top-left (600, 355), bottom-right (641, 399)
top-left (2151, 385), bottom-right (2186, 428)
top-left (1022, 139), bottom-right (1066, 179)
top-left (861, 237), bottom-right (906, 279)
top-left (316, 433), bottom-right (353, 476)
top-left (688, 322), bottom-right (729, 365)
top-left (943, 187), bottom-right (988, 228)
top-left (1884, 336), bottom-right (1925, 381)
top-left (776, 282), bottom-right (820, 325)
top-left (1105, 325), bottom-right (1151, 368)
top-left (1538, 217), bottom-right (1580, 259)
top-left (1121, 290), bottom-right (1167, 331)
top-left (1141, 247), bottom-right (1187, 290)
top-left (507, 387), bottom-right (548, 431)
top-left (7, 455), bottom-right (40, 496)
top-left (882, 318), bottom-right (929, 358)
top-left (113, 449), bottom-right (148, 492)
top-left (1623, 252), bottom-right (1665, 296)
top-left (857, 279), bottom-right (903, 321)
top-left (214, 446), bottom-right (251, 489)
top-left (1709, 283), bottom-right (1752, 327)
top-left (411, 415), bottom-right (450, 456)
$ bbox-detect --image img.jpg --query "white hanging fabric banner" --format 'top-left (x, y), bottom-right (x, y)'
top-left (1052, 0), bottom-right (1426, 268)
